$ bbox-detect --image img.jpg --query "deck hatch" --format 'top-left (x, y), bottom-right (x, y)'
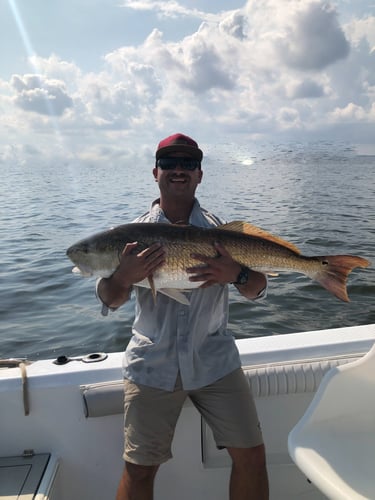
top-left (0, 453), bottom-right (49, 499)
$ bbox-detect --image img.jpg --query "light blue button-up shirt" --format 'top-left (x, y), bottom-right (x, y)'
top-left (120, 198), bottom-right (243, 391)
top-left (98, 199), bottom-right (267, 391)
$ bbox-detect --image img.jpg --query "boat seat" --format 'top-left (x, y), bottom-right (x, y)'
top-left (80, 354), bottom-right (359, 418)
top-left (288, 341), bottom-right (375, 500)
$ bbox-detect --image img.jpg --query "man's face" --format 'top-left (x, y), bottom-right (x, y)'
top-left (153, 154), bottom-right (203, 200)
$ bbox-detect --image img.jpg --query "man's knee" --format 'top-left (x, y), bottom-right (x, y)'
top-left (227, 444), bottom-right (267, 470)
top-left (124, 462), bottom-right (159, 482)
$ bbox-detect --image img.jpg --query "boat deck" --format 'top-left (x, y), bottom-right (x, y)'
top-left (1, 324), bottom-right (374, 499)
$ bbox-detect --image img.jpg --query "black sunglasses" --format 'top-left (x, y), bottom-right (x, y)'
top-left (156, 157), bottom-right (201, 171)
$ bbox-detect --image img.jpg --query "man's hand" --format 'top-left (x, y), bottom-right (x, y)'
top-left (113, 242), bottom-right (166, 289)
top-left (186, 242), bottom-right (267, 299)
top-left (98, 242), bottom-right (165, 309)
top-left (186, 242), bottom-right (241, 289)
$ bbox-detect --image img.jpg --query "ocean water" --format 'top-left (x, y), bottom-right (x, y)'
top-left (1, 142), bottom-right (374, 361)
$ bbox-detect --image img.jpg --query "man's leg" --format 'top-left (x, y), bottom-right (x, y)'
top-left (118, 377), bottom-right (187, 500)
top-left (116, 463), bottom-right (159, 500)
top-left (227, 444), bottom-right (269, 500)
top-left (190, 369), bottom-right (269, 499)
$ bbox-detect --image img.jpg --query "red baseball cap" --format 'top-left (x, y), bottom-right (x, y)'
top-left (155, 133), bottom-right (203, 160)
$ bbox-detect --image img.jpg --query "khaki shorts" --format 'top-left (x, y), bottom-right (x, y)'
top-left (123, 368), bottom-right (263, 466)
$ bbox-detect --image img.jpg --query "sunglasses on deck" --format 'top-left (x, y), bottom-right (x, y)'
top-left (156, 157), bottom-right (201, 171)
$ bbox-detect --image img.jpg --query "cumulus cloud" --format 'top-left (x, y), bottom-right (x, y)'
top-left (11, 74), bottom-right (73, 116)
top-left (345, 16), bottom-right (375, 50)
top-left (219, 11), bottom-right (246, 40)
top-left (29, 54), bottom-right (82, 85)
top-left (81, 68), bottom-right (161, 130)
top-left (175, 29), bottom-right (236, 93)
top-left (288, 79), bottom-right (326, 99)
top-left (330, 102), bottom-right (370, 121)
top-left (277, 1), bottom-right (350, 71)
top-left (106, 25), bottom-right (235, 98)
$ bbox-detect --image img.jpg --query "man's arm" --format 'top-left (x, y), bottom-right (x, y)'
top-left (97, 242), bottom-right (165, 310)
top-left (186, 242), bottom-right (267, 300)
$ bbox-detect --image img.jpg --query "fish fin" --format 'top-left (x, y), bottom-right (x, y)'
top-left (159, 289), bottom-right (190, 305)
top-left (312, 255), bottom-right (370, 302)
top-left (218, 221), bottom-right (301, 254)
top-left (147, 275), bottom-right (157, 304)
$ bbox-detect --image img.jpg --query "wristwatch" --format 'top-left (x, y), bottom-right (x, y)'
top-left (232, 265), bottom-right (250, 285)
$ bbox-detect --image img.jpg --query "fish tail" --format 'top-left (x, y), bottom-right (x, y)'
top-left (312, 255), bottom-right (370, 302)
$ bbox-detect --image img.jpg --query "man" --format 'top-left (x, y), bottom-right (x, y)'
top-left (97, 133), bottom-right (269, 500)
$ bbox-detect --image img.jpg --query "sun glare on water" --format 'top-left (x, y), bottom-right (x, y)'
top-left (241, 158), bottom-right (254, 166)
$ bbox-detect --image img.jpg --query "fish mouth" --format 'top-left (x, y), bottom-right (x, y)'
top-left (72, 265), bottom-right (93, 277)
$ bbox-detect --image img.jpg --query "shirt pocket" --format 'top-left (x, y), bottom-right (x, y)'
top-left (131, 331), bottom-right (155, 346)
top-left (127, 332), bottom-right (155, 359)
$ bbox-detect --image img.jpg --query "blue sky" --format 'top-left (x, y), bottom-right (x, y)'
top-left (0, 0), bottom-right (374, 167)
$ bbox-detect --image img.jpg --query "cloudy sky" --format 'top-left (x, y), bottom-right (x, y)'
top-left (1, 0), bottom-right (374, 166)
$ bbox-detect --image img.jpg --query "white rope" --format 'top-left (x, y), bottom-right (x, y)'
top-left (0, 359), bottom-right (31, 415)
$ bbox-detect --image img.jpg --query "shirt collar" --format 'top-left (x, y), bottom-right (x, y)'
top-left (148, 198), bottom-right (202, 224)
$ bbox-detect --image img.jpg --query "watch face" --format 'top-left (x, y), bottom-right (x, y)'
top-left (236, 266), bottom-right (249, 285)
